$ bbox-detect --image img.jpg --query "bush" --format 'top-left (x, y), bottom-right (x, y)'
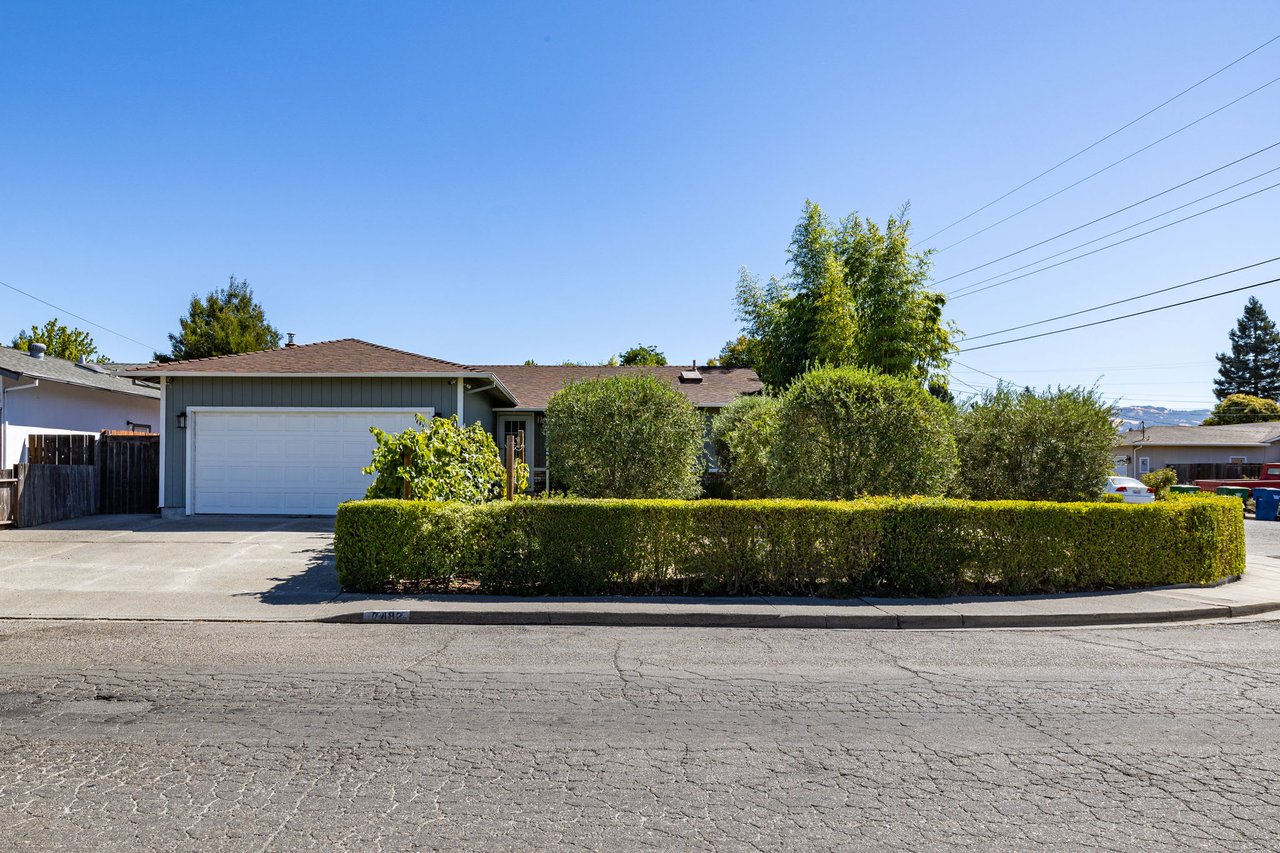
top-left (335, 495), bottom-right (1244, 596)
top-left (1141, 467), bottom-right (1178, 499)
top-left (955, 385), bottom-right (1116, 502)
top-left (543, 373), bottom-right (705, 498)
top-left (363, 414), bottom-right (525, 503)
top-left (769, 366), bottom-right (957, 499)
top-left (710, 395), bottom-right (780, 498)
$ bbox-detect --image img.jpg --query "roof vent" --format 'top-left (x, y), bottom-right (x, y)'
top-left (679, 363), bottom-right (702, 384)
top-left (28, 342), bottom-right (46, 359)
top-left (285, 332), bottom-right (297, 348)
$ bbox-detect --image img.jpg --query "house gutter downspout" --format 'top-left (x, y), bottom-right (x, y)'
top-left (0, 380), bottom-right (39, 469)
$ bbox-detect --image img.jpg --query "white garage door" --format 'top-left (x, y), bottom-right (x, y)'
top-left (190, 408), bottom-right (427, 515)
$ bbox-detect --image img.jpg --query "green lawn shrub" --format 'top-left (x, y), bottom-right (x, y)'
top-left (335, 495), bottom-right (1244, 597)
top-left (769, 366), bottom-right (958, 499)
top-left (543, 373), bottom-right (705, 498)
top-left (955, 385), bottom-right (1116, 502)
top-left (1140, 467), bottom-right (1178, 499)
top-left (710, 394), bottom-right (780, 498)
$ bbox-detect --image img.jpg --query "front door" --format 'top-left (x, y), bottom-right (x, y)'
top-left (496, 415), bottom-right (532, 467)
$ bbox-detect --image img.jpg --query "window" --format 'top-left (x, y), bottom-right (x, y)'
top-left (1229, 455), bottom-right (1248, 464)
top-left (1138, 457), bottom-right (1150, 474)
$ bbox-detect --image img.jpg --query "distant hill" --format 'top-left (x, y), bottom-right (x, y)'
top-left (1112, 405), bottom-right (1210, 429)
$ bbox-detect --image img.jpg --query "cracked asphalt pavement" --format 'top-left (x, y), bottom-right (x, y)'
top-left (3, 620), bottom-right (1280, 851)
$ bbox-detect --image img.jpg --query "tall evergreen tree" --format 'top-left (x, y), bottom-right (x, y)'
top-left (1213, 297), bottom-right (1280, 401)
top-left (157, 276), bottom-right (281, 362)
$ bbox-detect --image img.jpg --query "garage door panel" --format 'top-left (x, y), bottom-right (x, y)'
top-left (191, 409), bottom-right (428, 515)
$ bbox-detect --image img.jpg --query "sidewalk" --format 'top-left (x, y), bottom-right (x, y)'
top-left (315, 557), bottom-right (1280, 629)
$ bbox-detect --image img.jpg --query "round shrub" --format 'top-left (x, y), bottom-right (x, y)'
top-left (769, 366), bottom-right (958, 498)
top-left (710, 394), bottom-right (780, 498)
top-left (544, 373), bottom-right (705, 498)
top-left (955, 385), bottom-right (1116, 502)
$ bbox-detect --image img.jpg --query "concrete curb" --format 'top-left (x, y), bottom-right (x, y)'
top-left (314, 599), bottom-right (1280, 630)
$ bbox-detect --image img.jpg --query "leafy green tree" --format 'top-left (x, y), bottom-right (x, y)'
top-left (363, 414), bottom-right (525, 502)
top-left (710, 395), bottom-right (780, 498)
top-left (12, 319), bottom-right (109, 363)
top-left (1202, 393), bottom-right (1280, 425)
top-left (769, 366), bottom-right (958, 499)
top-left (730, 201), bottom-right (955, 391)
top-left (618, 344), bottom-right (667, 366)
top-left (1213, 297), bottom-right (1280, 400)
top-left (715, 335), bottom-right (757, 368)
top-left (954, 385), bottom-right (1116, 502)
top-left (544, 374), bottom-right (704, 498)
top-left (158, 276), bottom-right (281, 362)
top-left (836, 206), bottom-right (953, 383)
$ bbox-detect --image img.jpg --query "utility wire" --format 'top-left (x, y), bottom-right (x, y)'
top-left (932, 72), bottom-right (1280, 254)
top-left (961, 257), bottom-right (1280, 341)
top-left (959, 276), bottom-right (1280, 353)
top-left (919, 33), bottom-right (1280, 245)
top-left (0, 278), bottom-right (163, 353)
top-left (951, 360), bottom-right (1010, 385)
top-left (948, 177), bottom-right (1280, 301)
top-left (932, 140), bottom-right (1280, 286)
top-left (948, 164), bottom-right (1280, 297)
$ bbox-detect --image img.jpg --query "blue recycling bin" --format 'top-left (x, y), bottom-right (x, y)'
top-left (1255, 488), bottom-right (1280, 522)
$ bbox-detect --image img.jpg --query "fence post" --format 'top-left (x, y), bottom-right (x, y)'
top-left (505, 435), bottom-right (516, 501)
top-left (12, 464), bottom-right (25, 528)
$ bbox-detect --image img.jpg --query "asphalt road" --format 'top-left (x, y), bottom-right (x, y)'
top-left (3, 618), bottom-right (1280, 851)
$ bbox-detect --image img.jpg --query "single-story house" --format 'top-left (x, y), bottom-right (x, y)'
top-left (127, 339), bottom-right (762, 517)
top-left (1114, 422), bottom-right (1280, 481)
top-left (0, 343), bottom-right (161, 468)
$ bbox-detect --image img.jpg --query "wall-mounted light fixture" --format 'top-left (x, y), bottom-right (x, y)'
top-left (176, 411), bottom-right (188, 430)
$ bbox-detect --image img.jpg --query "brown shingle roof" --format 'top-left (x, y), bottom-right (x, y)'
top-left (476, 364), bottom-right (763, 409)
top-left (127, 339), bottom-right (479, 376)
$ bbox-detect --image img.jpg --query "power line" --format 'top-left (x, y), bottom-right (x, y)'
top-left (948, 177), bottom-right (1280, 301)
top-left (932, 140), bottom-right (1280, 286)
top-left (958, 276), bottom-right (1280, 353)
top-left (951, 360), bottom-right (1010, 385)
top-left (918, 33), bottom-right (1280, 246)
top-left (0, 278), bottom-right (163, 353)
top-left (932, 72), bottom-right (1280, 255)
top-left (961, 257), bottom-right (1280, 341)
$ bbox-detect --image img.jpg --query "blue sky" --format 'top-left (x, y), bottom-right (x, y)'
top-left (2, 1), bottom-right (1278, 408)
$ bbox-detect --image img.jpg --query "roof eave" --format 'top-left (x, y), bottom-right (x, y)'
top-left (126, 370), bottom-right (483, 379)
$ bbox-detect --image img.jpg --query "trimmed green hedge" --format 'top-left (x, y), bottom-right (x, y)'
top-left (334, 496), bottom-right (1245, 597)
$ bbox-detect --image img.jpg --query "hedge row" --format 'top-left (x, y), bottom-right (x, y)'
top-left (333, 496), bottom-right (1245, 597)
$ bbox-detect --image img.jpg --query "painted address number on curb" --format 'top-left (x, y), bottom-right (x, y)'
top-left (363, 610), bottom-right (411, 623)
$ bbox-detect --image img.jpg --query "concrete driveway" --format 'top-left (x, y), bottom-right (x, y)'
top-left (0, 515), bottom-right (342, 620)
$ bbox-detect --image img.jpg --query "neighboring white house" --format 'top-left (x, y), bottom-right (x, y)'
top-left (1113, 422), bottom-right (1280, 480)
top-left (0, 343), bottom-right (161, 468)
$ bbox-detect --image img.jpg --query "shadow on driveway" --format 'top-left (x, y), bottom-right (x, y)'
top-left (246, 541), bottom-right (342, 605)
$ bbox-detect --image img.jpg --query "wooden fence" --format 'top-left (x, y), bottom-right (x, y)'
top-left (26, 433), bottom-right (96, 465)
top-left (6, 463), bottom-right (99, 527)
top-left (1170, 462), bottom-right (1264, 483)
top-left (1, 432), bottom-right (160, 528)
top-left (98, 433), bottom-right (160, 514)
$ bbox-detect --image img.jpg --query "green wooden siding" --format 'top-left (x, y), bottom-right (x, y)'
top-left (162, 376), bottom-right (460, 508)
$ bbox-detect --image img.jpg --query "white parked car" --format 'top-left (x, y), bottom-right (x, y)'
top-left (1105, 476), bottom-right (1155, 503)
